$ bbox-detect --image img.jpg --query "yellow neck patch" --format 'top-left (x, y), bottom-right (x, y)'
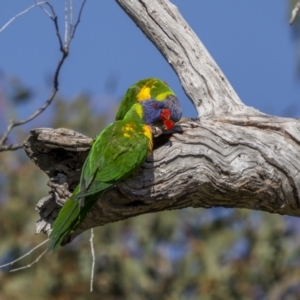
top-left (143, 125), bottom-right (153, 153)
top-left (134, 103), bottom-right (144, 119)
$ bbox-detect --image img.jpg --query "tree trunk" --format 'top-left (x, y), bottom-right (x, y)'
top-left (24, 0), bottom-right (300, 245)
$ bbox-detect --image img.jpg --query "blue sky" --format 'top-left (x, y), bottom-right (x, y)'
top-left (0, 1), bottom-right (299, 126)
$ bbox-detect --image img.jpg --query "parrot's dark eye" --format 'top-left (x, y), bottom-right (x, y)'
top-left (152, 103), bottom-right (159, 109)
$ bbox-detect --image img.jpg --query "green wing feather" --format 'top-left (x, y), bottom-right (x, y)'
top-left (47, 190), bottom-right (102, 252)
top-left (48, 118), bottom-right (150, 252)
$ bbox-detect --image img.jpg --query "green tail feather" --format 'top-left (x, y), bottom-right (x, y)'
top-left (47, 191), bottom-right (102, 252)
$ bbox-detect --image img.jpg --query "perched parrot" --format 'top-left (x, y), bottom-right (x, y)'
top-left (48, 100), bottom-right (174, 252)
top-left (115, 78), bottom-right (182, 125)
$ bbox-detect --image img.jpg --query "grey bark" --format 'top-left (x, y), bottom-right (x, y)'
top-left (115, 0), bottom-right (257, 117)
top-left (24, 0), bottom-right (300, 245)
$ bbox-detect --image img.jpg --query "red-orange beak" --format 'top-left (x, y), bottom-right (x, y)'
top-left (160, 108), bottom-right (174, 130)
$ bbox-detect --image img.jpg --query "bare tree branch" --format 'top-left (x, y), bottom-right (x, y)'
top-left (0, 142), bottom-right (23, 151)
top-left (0, 2), bottom-right (47, 33)
top-left (10, 249), bottom-right (47, 273)
top-left (44, 1), bottom-right (64, 50)
top-left (89, 228), bottom-right (95, 293)
top-left (24, 114), bottom-right (300, 245)
top-left (68, 0), bottom-right (87, 45)
top-left (290, 1), bottom-right (300, 25)
top-left (0, 239), bottom-right (49, 269)
top-left (64, 0), bottom-right (69, 45)
top-left (35, 0), bottom-right (53, 18)
top-left (0, 1), bottom-right (86, 152)
top-left (115, 0), bottom-right (257, 117)
top-left (23, 0), bottom-right (300, 248)
top-left (70, 0), bottom-right (74, 29)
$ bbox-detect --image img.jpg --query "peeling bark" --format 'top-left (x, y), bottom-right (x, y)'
top-left (115, 0), bottom-right (257, 117)
top-left (24, 114), bottom-right (300, 244)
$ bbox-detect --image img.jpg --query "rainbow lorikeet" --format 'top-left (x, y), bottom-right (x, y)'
top-left (116, 78), bottom-right (182, 128)
top-left (48, 100), bottom-right (174, 252)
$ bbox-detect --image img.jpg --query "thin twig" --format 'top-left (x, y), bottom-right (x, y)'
top-left (0, 1), bottom-right (87, 152)
top-left (68, 0), bottom-right (87, 45)
top-left (64, 0), bottom-right (68, 46)
top-left (0, 2), bottom-right (47, 33)
top-left (42, 1), bottom-right (56, 19)
top-left (90, 228), bottom-right (95, 292)
top-left (34, 0), bottom-right (53, 18)
top-left (10, 249), bottom-right (48, 272)
top-left (0, 143), bottom-right (23, 151)
top-left (290, 1), bottom-right (300, 25)
top-left (0, 122), bottom-right (14, 145)
top-left (45, 2), bottom-right (64, 50)
top-left (0, 2), bottom-right (63, 150)
top-left (0, 239), bottom-right (49, 269)
top-left (0, 47), bottom-right (68, 152)
top-left (70, 0), bottom-right (74, 40)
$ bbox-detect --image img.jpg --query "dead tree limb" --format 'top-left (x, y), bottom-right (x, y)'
top-left (115, 0), bottom-right (258, 117)
top-left (23, 0), bottom-right (300, 245)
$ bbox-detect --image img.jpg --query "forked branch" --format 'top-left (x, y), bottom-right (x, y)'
top-left (0, 0), bottom-right (86, 152)
top-left (22, 0), bottom-right (300, 247)
top-left (115, 0), bottom-right (258, 117)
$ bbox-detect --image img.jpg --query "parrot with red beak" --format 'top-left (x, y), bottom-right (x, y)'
top-left (48, 99), bottom-right (175, 251)
top-left (116, 78), bottom-right (182, 129)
